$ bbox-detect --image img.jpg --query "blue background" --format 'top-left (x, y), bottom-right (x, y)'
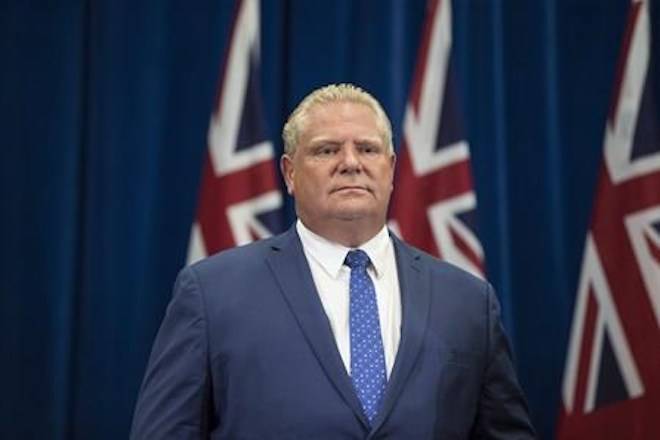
top-left (2, 0), bottom-right (656, 438)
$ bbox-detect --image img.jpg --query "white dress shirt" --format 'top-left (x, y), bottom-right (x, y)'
top-left (296, 220), bottom-right (402, 378)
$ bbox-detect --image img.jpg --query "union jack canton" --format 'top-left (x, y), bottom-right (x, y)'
top-left (558, 1), bottom-right (660, 438)
top-left (187, 0), bottom-right (283, 264)
top-left (389, 0), bottom-right (484, 278)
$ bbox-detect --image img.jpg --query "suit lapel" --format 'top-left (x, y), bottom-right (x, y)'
top-left (369, 235), bottom-right (431, 434)
top-left (265, 227), bottom-right (370, 429)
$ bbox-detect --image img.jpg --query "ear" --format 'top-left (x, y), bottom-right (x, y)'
top-left (389, 153), bottom-right (396, 189)
top-left (280, 154), bottom-right (295, 195)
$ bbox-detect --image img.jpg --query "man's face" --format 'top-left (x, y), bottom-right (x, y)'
top-left (281, 101), bottom-right (395, 234)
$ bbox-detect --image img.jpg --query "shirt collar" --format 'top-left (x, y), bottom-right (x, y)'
top-left (296, 219), bottom-right (391, 279)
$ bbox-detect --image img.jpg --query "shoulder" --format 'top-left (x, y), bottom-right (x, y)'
top-left (187, 230), bottom-right (291, 279)
top-left (193, 236), bottom-right (275, 269)
top-left (171, 230), bottom-right (298, 307)
top-left (392, 236), bottom-right (490, 292)
top-left (393, 237), bottom-right (507, 355)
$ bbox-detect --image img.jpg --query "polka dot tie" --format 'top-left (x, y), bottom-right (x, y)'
top-left (345, 249), bottom-right (387, 423)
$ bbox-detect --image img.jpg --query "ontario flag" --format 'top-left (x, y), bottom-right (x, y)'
top-left (389, 0), bottom-right (484, 278)
top-left (187, 0), bottom-right (284, 264)
top-left (557, 0), bottom-right (660, 438)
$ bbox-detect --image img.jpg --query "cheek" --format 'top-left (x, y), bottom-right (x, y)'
top-left (380, 169), bottom-right (395, 191)
top-left (300, 168), bottom-right (325, 186)
top-left (294, 172), bottom-right (322, 197)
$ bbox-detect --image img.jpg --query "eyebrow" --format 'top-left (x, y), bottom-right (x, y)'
top-left (308, 136), bottom-right (383, 147)
top-left (308, 139), bottom-right (342, 147)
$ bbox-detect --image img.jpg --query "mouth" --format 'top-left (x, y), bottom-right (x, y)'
top-left (332, 185), bottom-right (371, 194)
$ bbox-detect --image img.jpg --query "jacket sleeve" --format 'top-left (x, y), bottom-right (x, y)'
top-left (471, 283), bottom-right (537, 440)
top-left (130, 266), bottom-right (212, 439)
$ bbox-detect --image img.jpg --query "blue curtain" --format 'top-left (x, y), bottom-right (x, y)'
top-left (1, 0), bottom-right (648, 438)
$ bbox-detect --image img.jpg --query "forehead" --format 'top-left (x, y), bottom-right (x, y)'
top-left (301, 101), bottom-right (382, 143)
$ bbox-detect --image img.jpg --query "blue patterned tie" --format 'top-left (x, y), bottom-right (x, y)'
top-left (345, 249), bottom-right (387, 423)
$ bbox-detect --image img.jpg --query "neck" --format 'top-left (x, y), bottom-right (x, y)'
top-left (299, 217), bottom-right (385, 248)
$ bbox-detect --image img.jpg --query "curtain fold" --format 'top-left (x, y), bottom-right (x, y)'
top-left (0, 1), bottom-right (636, 438)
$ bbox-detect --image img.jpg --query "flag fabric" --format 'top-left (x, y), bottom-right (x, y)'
top-left (187, 0), bottom-right (284, 264)
top-left (557, 0), bottom-right (660, 438)
top-left (389, 0), bottom-right (484, 278)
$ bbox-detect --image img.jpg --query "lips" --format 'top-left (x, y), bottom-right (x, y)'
top-left (332, 185), bottom-right (371, 194)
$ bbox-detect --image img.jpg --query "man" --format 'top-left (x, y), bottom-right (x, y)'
top-left (131, 84), bottom-right (536, 439)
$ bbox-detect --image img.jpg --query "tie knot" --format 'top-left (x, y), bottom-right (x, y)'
top-left (344, 249), bottom-right (370, 270)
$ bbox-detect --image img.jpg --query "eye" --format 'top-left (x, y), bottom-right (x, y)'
top-left (358, 143), bottom-right (382, 154)
top-left (314, 144), bottom-right (338, 156)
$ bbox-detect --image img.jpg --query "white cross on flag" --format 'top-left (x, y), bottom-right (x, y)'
top-left (389, 0), bottom-right (484, 278)
top-left (187, 0), bottom-right (284, 264)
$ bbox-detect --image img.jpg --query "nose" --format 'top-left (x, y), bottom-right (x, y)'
top-left (338, 144), bottom-right (362, 174)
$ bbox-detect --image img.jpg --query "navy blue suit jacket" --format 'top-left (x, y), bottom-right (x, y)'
top-left (131, 227), bottom-right (535, 439)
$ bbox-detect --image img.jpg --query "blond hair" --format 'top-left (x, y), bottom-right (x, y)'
top-left (282, 83), bottom-right (393, 156)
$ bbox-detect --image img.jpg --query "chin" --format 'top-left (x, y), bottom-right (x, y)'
top-left (334, 213), bottom-right (368, 221)
top-left (331, 207), bottom-right (377, 222)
